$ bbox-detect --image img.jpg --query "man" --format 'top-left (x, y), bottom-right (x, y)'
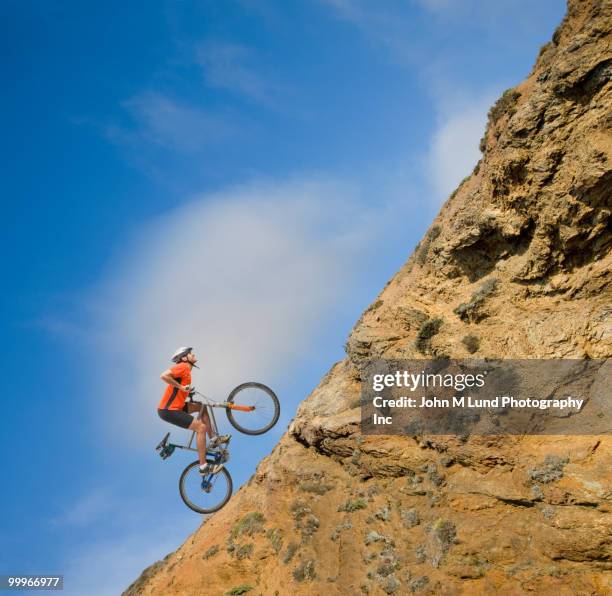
top-left (158, 347), bottom-right (229, 474)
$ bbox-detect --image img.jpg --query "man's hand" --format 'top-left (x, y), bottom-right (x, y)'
top-left (182, 384), bottom-right (192, 393)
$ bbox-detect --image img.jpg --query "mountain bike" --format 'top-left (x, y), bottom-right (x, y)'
top-left (155, 382), bottom-right (280, 514)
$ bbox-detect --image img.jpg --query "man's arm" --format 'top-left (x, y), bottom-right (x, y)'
top-left (160, 368), bottom-right (191, 392)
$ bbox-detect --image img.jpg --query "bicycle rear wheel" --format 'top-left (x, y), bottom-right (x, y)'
top-left (179, 460), bottom-right (233, 514)
top-left (226, 382), bottom-right (280, 435)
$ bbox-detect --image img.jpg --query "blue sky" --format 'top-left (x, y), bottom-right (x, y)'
top-left (1, 1), bottom-right (565, 593)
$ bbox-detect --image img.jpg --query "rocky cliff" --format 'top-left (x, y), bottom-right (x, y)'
top-left (125, 1), bottom-right (611, 594)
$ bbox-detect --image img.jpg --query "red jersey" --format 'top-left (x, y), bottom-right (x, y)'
top-left (158, 362), bottom-right (192, 410)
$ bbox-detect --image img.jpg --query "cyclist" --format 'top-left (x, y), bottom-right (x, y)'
top-left (158, 347), bottom-right (229, 474)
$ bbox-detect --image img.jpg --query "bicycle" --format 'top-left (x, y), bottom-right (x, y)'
top-left (155, 382), bottom-right (280, 514)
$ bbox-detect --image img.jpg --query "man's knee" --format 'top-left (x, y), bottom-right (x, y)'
top-left (190, 419), bottom-right (206, 432)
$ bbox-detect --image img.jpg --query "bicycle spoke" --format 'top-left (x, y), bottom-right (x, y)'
top-left (227, 382), bottom-right (280, 435)
top-left (180, 462), bottom-right (232, 514)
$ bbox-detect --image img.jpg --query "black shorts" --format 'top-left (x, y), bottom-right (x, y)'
top-left (157, 407), bottom-right (194, 429)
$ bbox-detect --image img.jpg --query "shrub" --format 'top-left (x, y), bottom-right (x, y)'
top-left (367, 484), bottom-right (381, 497)
top-left (302, 514), bottom-right (320, 536)
top-left (379, 574), bottom-right (401, 594)
top-left (409, 576), bottom-right (429, 593)
top-left (454, 278), bottom-right (499, 323)
top-left (432, 519), bottom-right (457, 551)
top-left (400, 509), bottom-right (420, 529)
top-left (415, 225), bottom-right (441, 265)
top-left (282, 542), bottom-right (299, 564)
top-left (338, 498), bottom-right (367, 513)
top-left (267, 528), bottom-right (283, 554)
top-left (293, 560), bottom-right (316, 582)
top-left (479, 134), bottom-right (487, 153)
top-left (291, 501), bottom-right (320, 537)
top-left (291, 501), bottom-right (311, 520)
top-left (415, 317), bottom-right (443, 353)
top-left (425, 463), bottom-right (445, 487)
top-left (377, 562), bottom-right (397, 577)
top-left (331, 519), bottom-right (353, 541)
top-left (365, 530), bottom-right (394, 546)
top-left (529, 455), bottom-right (568, 483)
top-left (202, 545), bottom-right (219, 559)
top-left (236, 543), bottom-right (254, 560)
top-left (414, 545), bottom-right (427, 563)
top-left (231, 512), bottom-right (265, 539)
top-left (488, 89), bottom-right (521, 125)
top-left (462, 334), bottom-right (480, 353)
top-left (365, 299), bottom-right (384, 314)
top-left (298, 481), bottom-right (334, 495)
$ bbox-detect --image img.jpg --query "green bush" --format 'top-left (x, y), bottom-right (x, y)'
top-left (236, 543), bottom-right (253, 560)
top-left (202, 545), bottom-right (219, 559)
top-left (293, 560), bottom-right (316, 582)
top-left (331, 519), bottom-right (353, 541)
top-left (461, 335), bottom-right (480, 353)
top-left (528, 455), bottom-right (568, 483)
top-left (231, 511), bottom-right (265, 539)
top-left (454, 279), bottom-right (499, 323)
top-left (409, 576), bottom-right (429, 593)
top-left (414, 545), bottom-right (426, 563)
top-left (432, 518), bottom-right (457, 551)
top-left (415, 225), bottom-right (441, 265)
top-left (400, 509), bottom-right (420, 529)
top-left (415, 317), bottom-right (443, 353)
top-left (298, 481), bottom-right (334, 495)
top-left (365, 299), bottom-right (384, 314)
top-left (267, 528), bottom-right (283, 554)
top-left (488, 89), bottom-right (521, 124)
top-left (282, 542), bottom-right (299, 564)
top-left (337, 498), bottom-right (367, 513)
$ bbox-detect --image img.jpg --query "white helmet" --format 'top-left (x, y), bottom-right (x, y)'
top-left (171, 346), bottom-right (193, 363)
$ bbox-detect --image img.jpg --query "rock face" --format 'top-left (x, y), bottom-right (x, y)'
top-left (124, 1), bottom-right (611, 594)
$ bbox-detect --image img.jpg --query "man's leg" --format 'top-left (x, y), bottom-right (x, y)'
top-left (200, 409), bottom-right (215, 440)
top-left (200, 408), bottom-right (231, 447)
top-left (186, 402), bottom-right (229, 452)
top-left (188, 418), bottom-right (210, 466)
top-left (186, 402), bottom-right (215, 440)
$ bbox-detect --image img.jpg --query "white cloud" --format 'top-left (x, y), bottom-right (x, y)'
top-left (426, 92), bottom-right (494, 203)
top-left (108, 92), bottom-right (232, 153)
top-left (196, 41), bottom-right (274, 105)
top-left (91, 177), bottom-right (380, 442)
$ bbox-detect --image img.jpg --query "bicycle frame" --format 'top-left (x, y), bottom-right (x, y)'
top-left (162, 390), bottom-right (252, 453)
top-left (186, 393), bottom-right (222, 452)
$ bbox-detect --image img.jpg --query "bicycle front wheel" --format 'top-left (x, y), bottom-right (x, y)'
top-left (179, 460), bottom-right (233, 514)
top-left (226, 382), bottom-right (280, 435)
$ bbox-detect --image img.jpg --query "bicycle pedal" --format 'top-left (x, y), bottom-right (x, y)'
top-left (158, 444), bottom-right (175, 460)
top-left (155, 432), bottom-right (170, 451)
